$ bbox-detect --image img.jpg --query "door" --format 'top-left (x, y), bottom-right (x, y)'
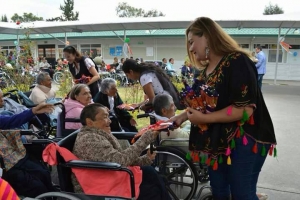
top-left (38, 45), bottom-right (56, 67)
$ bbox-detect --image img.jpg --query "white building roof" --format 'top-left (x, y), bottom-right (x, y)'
top-left (0, 13), bottom-right (299, 35)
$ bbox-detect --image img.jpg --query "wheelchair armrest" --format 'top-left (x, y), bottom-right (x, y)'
top-left (65, 118), bottom-right (81, 123)
top-left (112, 132), bottom-right (136, 140)
top-left (65, 160), bottom-right (121, 170)
top-left (31, 139), bottom-right (54, 144)
top-left (20, 129), bottom-right (43, 137)
top-left (3, 92), bottom-right (11, 97)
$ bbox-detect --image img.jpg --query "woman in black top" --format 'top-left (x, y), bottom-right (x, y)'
top-left (122, 59), bottom-right (184, 112)
top-left (169, 17), bottom-right (276, 200)
top-left (63, 46), bottom-right (100, 98)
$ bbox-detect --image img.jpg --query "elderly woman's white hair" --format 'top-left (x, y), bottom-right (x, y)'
top-left (36, 72), bottom-right (50, 85)
top-left (100, 78), bottom-right (117, 93)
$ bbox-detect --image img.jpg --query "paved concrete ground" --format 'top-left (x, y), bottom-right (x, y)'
top-left (255, 84), bottom-right (300, 200)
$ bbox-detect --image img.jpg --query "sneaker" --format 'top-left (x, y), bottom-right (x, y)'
top-left (257, 193), bottom-right (268, 200)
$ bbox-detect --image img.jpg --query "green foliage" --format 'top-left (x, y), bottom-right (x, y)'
top-left (1, 69), bottom-right (35, 92)
top-left (263, 3), bottom-right (284, 15)
top-left (1, 15), bottom-right (8, 22)
top-left (56, 69), bottom-right (74, 98)
top-left (116, 2), bottom-right (165, 18)
top-left (122, 84), bottom-right (144, 104)
top-left (11, 13), bottom-right (43, 22)
top-left (47, 0), bottom-right (79, 21)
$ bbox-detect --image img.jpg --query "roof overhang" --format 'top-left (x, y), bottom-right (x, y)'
top-left (0, 14), bottom-right (299, 35)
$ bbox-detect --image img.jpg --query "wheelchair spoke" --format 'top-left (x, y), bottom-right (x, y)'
top-left (168, 179), bottom-right (194, 188)
top-left (165, 166), bottom-right (187, 179)
top-left (166, 185), bottom-right (180, 200)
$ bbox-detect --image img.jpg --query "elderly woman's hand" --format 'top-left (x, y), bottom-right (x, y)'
top-left (147, 149), bottom-right (156, 161)
top-left (130, 118), bottom-right (137, 126)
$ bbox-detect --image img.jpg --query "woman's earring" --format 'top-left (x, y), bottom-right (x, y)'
top-left (205, 47), bottom-right (210, 59)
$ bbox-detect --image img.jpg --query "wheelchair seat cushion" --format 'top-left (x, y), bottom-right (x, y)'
top-left (43, 142), bottom-right (142, 198)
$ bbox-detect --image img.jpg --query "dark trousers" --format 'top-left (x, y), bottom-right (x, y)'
top-left (208, 135), bottom-right (270, 200)
top-left (138, 166), bottom-right (171, 200)
top-left (3, 156), bottom-right (54, 198)
top-left (257, 74), bottom-right (264, 89)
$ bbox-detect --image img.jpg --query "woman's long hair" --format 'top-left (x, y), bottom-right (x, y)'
top-left (63, 46), bottom-right (83, 63)
top-left (186, 17), bottom-right (251, 69)
top-left (122, 59), bottom-right (169, 79)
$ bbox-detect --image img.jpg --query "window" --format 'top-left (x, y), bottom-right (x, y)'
top-left (109, 45), bottom-right (123, 56)
top-left (58, 45), bottom-right (78, 59)
top-left (290, 45), bottom-right (300, 49)
top-left (1, 46), bottom-right (16, 56)
top-left (239, 44), bottom-right (249, 49)
top-left (80, 44), bottom-right (101, 58)
top-left (254, 44), bottom-right (286, 63)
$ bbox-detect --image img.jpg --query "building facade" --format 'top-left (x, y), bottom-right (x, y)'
top-left (0, 28), bottom-right (300, 80)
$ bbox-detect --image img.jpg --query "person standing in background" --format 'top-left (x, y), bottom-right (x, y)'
top-left (255, 46), bottom-right (266, 89)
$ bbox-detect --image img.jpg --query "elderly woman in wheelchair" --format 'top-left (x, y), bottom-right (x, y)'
top-left (72, 103), bottom-right (171, 200)
top-left (0, 103), bottom-right (56, 198)
top-left (93, 78), bottom-right (138, 132)
top-left (152, 94), bottom-right (190, 145)
top-left (64, 84), bottom-right (93, 130)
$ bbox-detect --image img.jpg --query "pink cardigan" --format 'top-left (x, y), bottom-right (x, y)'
top-left (64, 99), bottom-right (91, 129)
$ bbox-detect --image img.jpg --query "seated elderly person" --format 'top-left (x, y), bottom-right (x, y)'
top-left (153, 94), bottom-right (190, 141)
top-left (93, 78), bottom-right (137, 132)
top-left (72, 103), bottom-right (171, 200)
top-left (29, 72), bottom-right (56, 104)
top-left (64, 84), bottom-right (93, 130)
top-left (0, 103), bottom-right (55, 198)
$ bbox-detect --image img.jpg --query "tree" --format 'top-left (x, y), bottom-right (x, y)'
top-left (263, 3), bottom-right (284, 15)
top-left (11, 13), bottom-right (43, 22)
top-left (1, 15), bottom-right (8, 22)
top-left (116, 2), bottom-right (165, 18)
top-left (47, 0), bottom-right (79, 21)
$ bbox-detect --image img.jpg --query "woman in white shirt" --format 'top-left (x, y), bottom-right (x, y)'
top-left (122, 59), bottom-right (184, 112)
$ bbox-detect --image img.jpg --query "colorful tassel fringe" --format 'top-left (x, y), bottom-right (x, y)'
top-left (269, 145), bottom-right (274, 156)
top-left (227, 106), bottom-right (233, 116)
top-left (248, 114), bottom-right (255, 125)
top-left (213, 160), bottom-right (218, 170)
top-left (274, 146), bottom-right (277, 157)
top-left (227, 156), bottom-right (231, 165)
top-left (225, 146), bottom-right (231, 156)
top-left (261, 145), bottom-right (266, 156)
top-left (186, 152), bottom-right (191, 160)
top-left (218, 155), bottom-right (223, 164)
top-left (230, 139), bottom-right (236, 149)
top-left (242, 135), bottom-right (248, 145)
top-left (252, 143), bottom-right (258, 154)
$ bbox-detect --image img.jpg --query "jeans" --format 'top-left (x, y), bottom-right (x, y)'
top-left (208, 135), bottom-right (270, 200)
top-left (257, 74), bottom-right (264, 89)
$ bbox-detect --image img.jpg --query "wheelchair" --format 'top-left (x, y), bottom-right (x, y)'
top-left (3, 88), bottom-right (58, 137)
top-left (137, 112), bottom-right (213, 200)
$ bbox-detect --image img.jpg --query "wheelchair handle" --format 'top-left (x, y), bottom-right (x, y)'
top-left (7, 89), bottom-right (18, 93)
top-left (150, 143), bottom-right (156, 154)
top-left (137, 113), bottom-right (150, 119)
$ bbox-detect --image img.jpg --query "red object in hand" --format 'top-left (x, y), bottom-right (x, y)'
top-left (131, 121), bottom-right (172, 144)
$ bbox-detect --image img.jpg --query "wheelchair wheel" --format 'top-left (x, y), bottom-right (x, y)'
top-left (35, 192), bottom-right (81, 199)
top-left (148, 146), bottom-right (199, 200)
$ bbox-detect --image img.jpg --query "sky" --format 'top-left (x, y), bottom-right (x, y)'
top-left (1, 0), bottom-right (300, 22)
